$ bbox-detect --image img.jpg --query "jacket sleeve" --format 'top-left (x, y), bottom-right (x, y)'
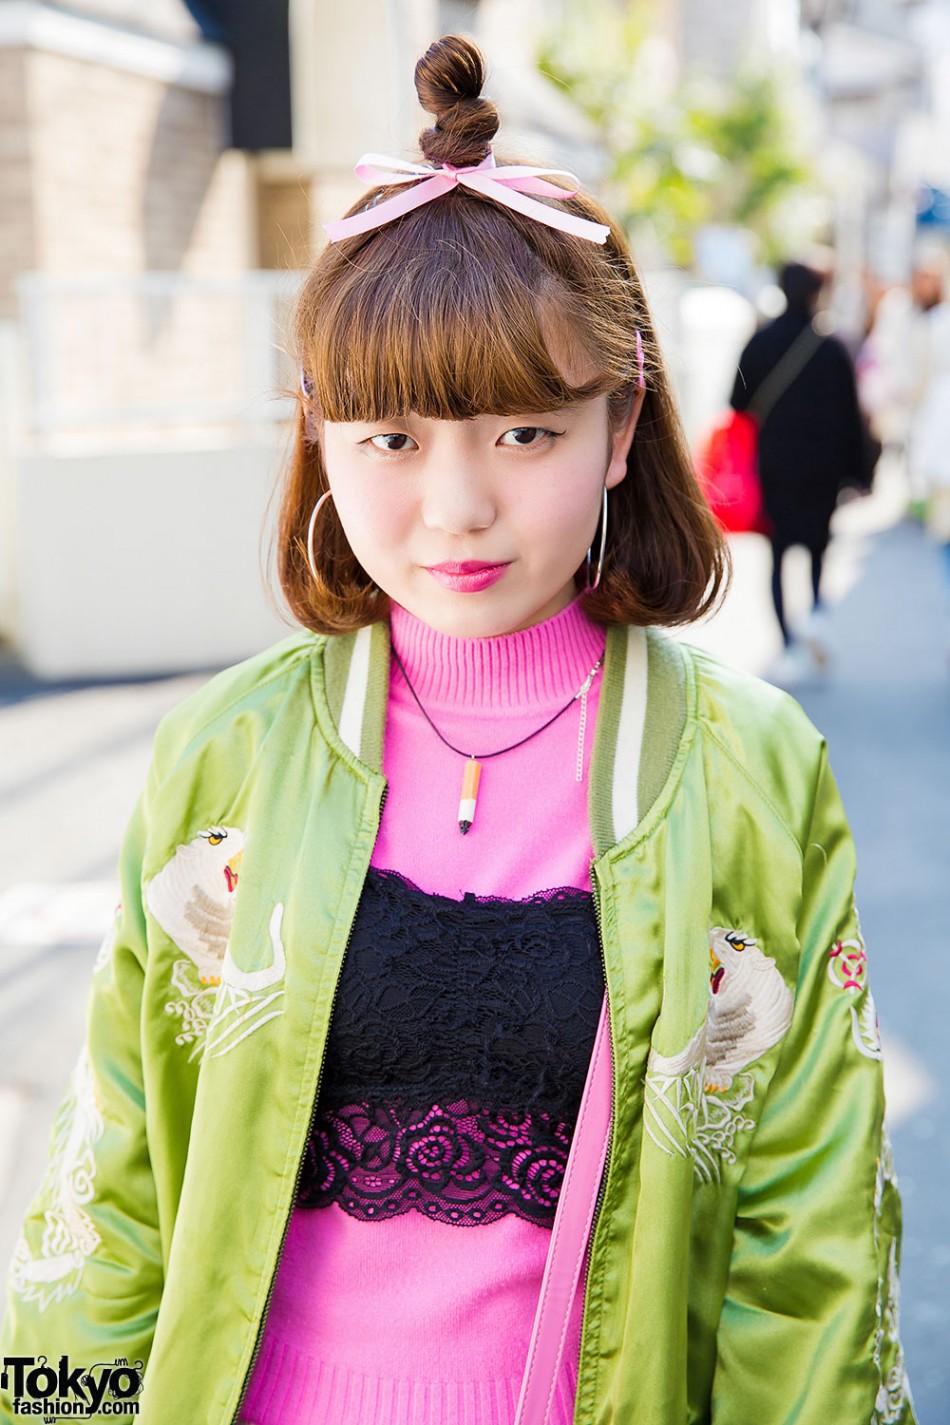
top-left (1, 769), bottom-right (163, 1419)
top-left (711, 741), bottom-right (915, 1425)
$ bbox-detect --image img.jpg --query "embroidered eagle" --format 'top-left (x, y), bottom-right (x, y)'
top-left (648, 927), bottom-right (794, 1091)
top-left (145, 826), bottom-right (244, 984)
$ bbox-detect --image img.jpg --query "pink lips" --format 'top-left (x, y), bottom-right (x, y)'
top-left (426, 561), bottom-right (510, 593)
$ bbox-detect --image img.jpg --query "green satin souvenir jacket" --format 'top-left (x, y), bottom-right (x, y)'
top-left (1, 622), bottom-right (914, 1425)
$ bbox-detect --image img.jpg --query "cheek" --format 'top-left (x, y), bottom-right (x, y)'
top-left (329, 472), bottom-right (414, 562)
top-left (521, 464), bottom-right (603, 560)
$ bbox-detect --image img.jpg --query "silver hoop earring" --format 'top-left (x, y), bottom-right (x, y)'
top-left (585, 485), bottom-right (608, 593)
top-left (306, 490), bottom-right (333, 582)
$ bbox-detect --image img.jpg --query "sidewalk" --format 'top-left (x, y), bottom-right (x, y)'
top-left (0, 469), bottom-right (947, 1417)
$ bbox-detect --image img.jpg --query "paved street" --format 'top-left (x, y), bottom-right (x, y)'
top-left (0, 468), bottom-right (947, 1419)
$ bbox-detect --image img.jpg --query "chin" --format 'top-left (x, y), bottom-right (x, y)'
top-left (392, 574), bottom-right (578, 638)
top-left (428, 600), bottom-right (570, 640)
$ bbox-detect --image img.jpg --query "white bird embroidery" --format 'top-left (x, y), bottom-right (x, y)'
top-left (146, 827), bottom-right (245, 984)
top-left (648, 927), bottom-right (794, 1092)
top-left (11, 1047), bottom-right (104, 1307)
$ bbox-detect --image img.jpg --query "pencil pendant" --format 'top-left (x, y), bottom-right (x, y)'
top-left (458, 757), bottom-right (482, 834)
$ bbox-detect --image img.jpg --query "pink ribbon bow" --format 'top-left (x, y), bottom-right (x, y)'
top-left (324, 151), bottom-right (610, 244)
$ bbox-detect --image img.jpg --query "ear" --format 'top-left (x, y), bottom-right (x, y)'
top-left (605, 386), bottom-right (645, 490)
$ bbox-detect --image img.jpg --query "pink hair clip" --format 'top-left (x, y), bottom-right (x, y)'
top-left (636, 330), bottom-right (645, 390)
top-left (325, 151), bottom-right (610, 245)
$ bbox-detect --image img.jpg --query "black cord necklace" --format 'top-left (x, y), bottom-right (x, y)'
top-left (390, 644), bottom-right (604, 834)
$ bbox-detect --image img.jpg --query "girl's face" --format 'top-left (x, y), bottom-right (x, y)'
top-left (320, 393), bottom-right (642, 638)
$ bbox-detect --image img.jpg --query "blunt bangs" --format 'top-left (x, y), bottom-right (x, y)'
top-left (296, 192), bottom-right (630, 423)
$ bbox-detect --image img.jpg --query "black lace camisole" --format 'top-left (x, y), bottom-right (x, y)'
top-left (297, 866), bottom-right (603, 1229)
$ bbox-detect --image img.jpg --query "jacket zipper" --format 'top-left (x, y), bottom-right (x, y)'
top-left (577, 860), bottom-right (616, 1375)
top-left (229, 782), bottom-right (388, 1425)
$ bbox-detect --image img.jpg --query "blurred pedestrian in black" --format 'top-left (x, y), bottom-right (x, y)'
top-left (731, 262), bottom-right (867, 685)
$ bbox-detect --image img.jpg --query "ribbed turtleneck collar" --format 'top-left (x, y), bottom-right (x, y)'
top-left (388, 598), bottom-right (607, 711)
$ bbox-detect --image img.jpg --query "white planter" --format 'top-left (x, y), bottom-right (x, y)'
top-left (13, 443), bottom-right (291, 679)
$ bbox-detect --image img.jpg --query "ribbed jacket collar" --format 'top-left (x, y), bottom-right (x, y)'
top-left (320, 620), bottom-right (689, 860)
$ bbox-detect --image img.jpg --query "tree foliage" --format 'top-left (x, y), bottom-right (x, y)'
top-left (537, 1), bottom-right (812, 266)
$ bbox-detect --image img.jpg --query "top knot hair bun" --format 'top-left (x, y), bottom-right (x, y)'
top-left (415, 35), bottom-right (499, 168)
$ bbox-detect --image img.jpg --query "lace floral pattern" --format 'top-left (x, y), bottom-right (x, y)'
top-left (298, 868), bottom-right (603, 1227)
top-left (299, 1098), bottom-right (574, 1227)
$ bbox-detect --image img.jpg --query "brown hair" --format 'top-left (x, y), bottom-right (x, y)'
top-left (278, 35), bottom-right (729, 635)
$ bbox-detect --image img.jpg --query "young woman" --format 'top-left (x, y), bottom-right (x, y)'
top-left (1, 35), bottom-right (913, 1425)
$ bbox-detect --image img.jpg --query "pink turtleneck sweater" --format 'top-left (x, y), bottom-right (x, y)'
top-left (242, 597), bottom-right (606, 1425)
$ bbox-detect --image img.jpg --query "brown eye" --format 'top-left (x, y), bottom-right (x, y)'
top-left (369, 433), bottom-right (417, 453)
top-left (499, 426), bottom-right (564, 448)
top-left (501, 427), bottom-right (545, 447)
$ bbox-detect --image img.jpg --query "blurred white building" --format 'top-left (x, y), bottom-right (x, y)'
top-left (0, 0), bottom-right (286, 676)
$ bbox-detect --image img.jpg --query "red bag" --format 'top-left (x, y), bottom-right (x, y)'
top-left (694, 410), bottom-right (770, 535)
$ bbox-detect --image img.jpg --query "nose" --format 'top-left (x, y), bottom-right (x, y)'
top-left (420, 453), bottom-right (496, 536)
